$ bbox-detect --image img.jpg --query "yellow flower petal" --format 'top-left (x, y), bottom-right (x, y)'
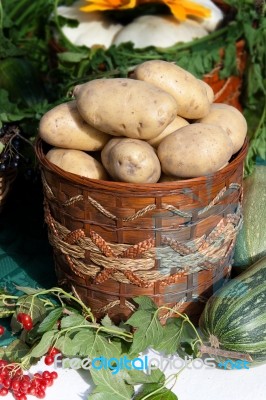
top-left (80, 0), bottom-right (137, 12)
top-left (138, 0), bottom-right (211, 21)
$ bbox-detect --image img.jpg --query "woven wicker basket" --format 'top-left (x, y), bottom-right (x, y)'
top-left (36, 137), bottom-right (248, 323)
top-left (0, 168), bottom-right (17, 213)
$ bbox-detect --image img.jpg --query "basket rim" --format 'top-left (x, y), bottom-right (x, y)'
top-left (35, 136), bottom-right (248, 193)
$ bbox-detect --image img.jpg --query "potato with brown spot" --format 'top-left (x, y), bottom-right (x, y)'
top-left (198, 103), bottom-right (247, 153)
top-left (157, 123), bottom-right (233, 178)
top-left (133, 60), bottom-right (211, 119)
top-left (74, 78), bottom-right (178, 140)
top-left (46, 148), bottom-right (108, 180)
top-left (39, 101), bottom-right (110, 151)
top-left (101, 138), bottom-right (161, 183)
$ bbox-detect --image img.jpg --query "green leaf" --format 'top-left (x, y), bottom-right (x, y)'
top-left (89, 333), bottom-right (122, 360)
top-left (15, 286), bottom-right (44, 295)
top-left (58, 51), bottom-right (88, 63)
top-left (28, 330), bottom-right (57, 358)
top-left (89, 367), bottom-right (134, 400)
top-left (37, 307), bottom-right (63, 334)
top-left (125, 368), bottom-right (165, 385)
top-left (54, 335), bottom-right (75, 356)
top-left (133, 296), bottom-right (158, 311)
top-left (127, 310), bottom-right (164, 355)
top-left (153, 319), bottom-right (184, 355)
top-left (135, 383), bottom-right (178, 400)
top-left (17, 295), bottom-right (47, 324)
top-left (101, 315), bottom-right (129, 335)
top-left (1, 339), bottom-right (30, 362)
top-left (60, 314), bottom-right (88, 328)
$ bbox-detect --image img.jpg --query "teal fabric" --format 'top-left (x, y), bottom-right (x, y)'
top-left (0, 172), bottom-right (57, 345)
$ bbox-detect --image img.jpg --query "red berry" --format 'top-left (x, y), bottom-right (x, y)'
top-left (27, 386), bottom-right (36, 396)
top-left (0, 326), bottom-right (5, 336)
top-left (0, 387), bottom-right (8, 396)
top-left (48, 347), bottom-right (60, 357)
top-left (41, 371), bottom-right (50, 379)
top-left (50, 371), bottom-right (58, 379)
top-left (44, 355), bottom-right (54, 366)
top-left (36, 389), bottom-right (46, 399)
top-left (17, 313), bottom-right (33, 330)
top-left (44, 378), bottom-right (53, 387)
top-left (11, 379), bottom-right (21, 391)
top-left (2, 377), bottom-right (11, 388)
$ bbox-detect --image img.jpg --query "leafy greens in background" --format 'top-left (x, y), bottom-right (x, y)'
top-left (0, 0), bottom-right (265, 174)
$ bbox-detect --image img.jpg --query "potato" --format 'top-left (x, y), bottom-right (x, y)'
top-left (148, 115), bottom-right (189, 148)
top-left (157, 123), bottom-right (233, 178)
top-left (158, 174), bottom-right (184, 182)
top-left (39, 100), bottom-right (110, 151)
top-left (197, 80), bottom-right (214, 104)
top-left (133, 60), bottom-right (211, 119)
top-left (46, 148), bottom-right (108, 180)
top-left (101, 138), bottom-right (161, 183)
top-left (198, 104), bottom-right (247, 154)
top-left (73, 78), bottom-right (178, 140)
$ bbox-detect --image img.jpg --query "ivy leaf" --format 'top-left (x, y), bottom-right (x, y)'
top-left (126, 310), bottom-right (164, 355)
top-left (37, 307), bottom-right (63, 334)
top-left (89, 367), bottom-right (134, 400)
top-left (28, 330), bottom-right (57, 358)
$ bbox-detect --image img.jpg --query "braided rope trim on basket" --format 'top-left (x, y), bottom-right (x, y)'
top-left (41, 173), bottom-right (241, 221)
top-left (44, 197), bottom-right (242, 288)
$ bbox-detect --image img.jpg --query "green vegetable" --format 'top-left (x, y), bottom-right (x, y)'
top-left (233, 165), bottom-right (266, 268)
top-left (199, 256), bottom-right (266, 365)
top-left (0, 58), bottom-right (46, 107)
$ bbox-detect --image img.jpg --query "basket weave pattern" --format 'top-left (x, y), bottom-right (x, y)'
top-left (37, 138), bottom-right (248, 322)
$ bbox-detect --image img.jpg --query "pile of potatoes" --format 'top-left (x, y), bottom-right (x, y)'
top-left (39, 60), bottom-right (247, 183)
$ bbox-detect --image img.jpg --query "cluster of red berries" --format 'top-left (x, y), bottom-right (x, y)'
top-left (0, 360), bottom-right (58, 399)
top-left (44, 348), bottom-right (61, 367)
top-left (17, 313), bottom-right (33, 331)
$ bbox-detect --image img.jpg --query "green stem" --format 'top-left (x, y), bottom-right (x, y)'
top-left (140, 360), bottom-right (191, 400)
top-left (30, 287), bottom-right (96, 323)
top-left (57, 322), bottom-right (133, 340)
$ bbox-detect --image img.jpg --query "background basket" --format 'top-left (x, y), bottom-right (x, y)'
top-left (36, 137), bottom-right (248, 324)
top-left (0, 168), bottom-right (17, 213)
